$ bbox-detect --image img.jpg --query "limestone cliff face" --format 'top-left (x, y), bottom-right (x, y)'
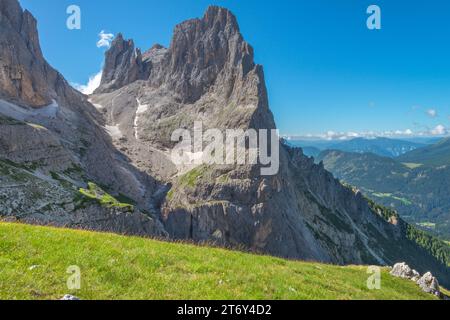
top-left (0, 0), bottom-right (165, 236)
top-left (0, 0), bottom-right (64, 107)
top-left (0, 116), bottom-right (73, 172)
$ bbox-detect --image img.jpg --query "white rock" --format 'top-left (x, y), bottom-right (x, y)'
top-left (417, 272), bottom-right (440, 296)
top-left (390, 262), bottom-right (419, 280)
top-left (60, 294), bottom-right (80, 301)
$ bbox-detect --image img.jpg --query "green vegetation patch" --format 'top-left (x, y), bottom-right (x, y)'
top-left (366, 197), bottom-right (399, 222)
top-left (416, 222), bottom-right (436, 230)
top-left (63, 164), bottom-right (85, 179)
top-left (77, 182), bottom-right (134, 212)
top-left (371, 193), bottom-right (412, 206)
top-left (0, 158), bottom-right (41, 172)
top-left (166, 189), bottom-right (175, 201)
top-left (405, 224), bottom-right (450, 267)
top-left (402, 163), bottom-right (423, 169)
top-left (0, 222), bottom-right (439, 300)
top-left (179, 166), bottom-right (209, 188)
top-left (367, 197), bottom-right (450, 267)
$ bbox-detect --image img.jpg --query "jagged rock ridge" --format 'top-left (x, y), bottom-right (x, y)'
top-left (96, 34), bottom-right (148, 93)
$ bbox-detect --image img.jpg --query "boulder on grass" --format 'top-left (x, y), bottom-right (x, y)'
top-left (417, 272), bottom-right (440, 297)
top-left (390, 262), bottom-right (420, 281)
top-left (60, 294), bottom-right (80, 301)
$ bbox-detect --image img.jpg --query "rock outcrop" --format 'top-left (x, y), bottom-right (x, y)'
top-left (0, 113), bottom-right (73, 172)
top-left (417, 272), bottom-right (441, 297)
top-left (97, 7), bottom-right (262, 108)
top-left (390, 262), bottom-right (421, 281)
top-left (95, 34), bottom-right (148, 93)
top-left (391, 263), bottom-right (442, 297)
top-left (60, 295), bottom-right (80, 301)
top-left (0, 0), bottom-right (67, 107)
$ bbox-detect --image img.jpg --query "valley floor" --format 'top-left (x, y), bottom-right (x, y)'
top-left (0, 222), bottom-right (439, 300)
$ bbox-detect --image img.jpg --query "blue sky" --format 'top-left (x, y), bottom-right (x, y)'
top-left (19, 0), bottom-right (450, 137)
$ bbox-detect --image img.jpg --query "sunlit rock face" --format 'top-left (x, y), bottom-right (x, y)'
top-left (0, 0), bottom-right (57, 107)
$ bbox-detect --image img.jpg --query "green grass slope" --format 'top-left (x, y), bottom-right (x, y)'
top-left (397, 137), bottom-right (450, 167)
top-left (0, 223), bottom-right (439, 300)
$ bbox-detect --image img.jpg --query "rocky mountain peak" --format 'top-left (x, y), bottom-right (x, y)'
top-left (92, 5), bottom-right (275, 150)
top-left (96, 6), bottom-right (258, 106)
top-left (111, 32), bottom-right (135, 50)
top-left (203, 6), bottom-right (240, 32)
top-left (170, 5), bottom-right (240, 47)
top-left (159, 5), bottom-right (255, 103)
top-left (0, 0), bottom-right (43, 60)
top-left (0, 0), bottom-right (23, 31)
top-left (95, 33), bottom-right (148, 93)
top-left (0, 0), bottom-right (166, 237)
top-left (150, 43), bottom-right (164, 50)
top-left (142, 44), bottom-right (168, 65)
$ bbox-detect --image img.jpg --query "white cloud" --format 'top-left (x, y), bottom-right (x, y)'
top-left (72, 71), bottom-right (102, 95)
top-left (426, 109), bottom-right (437, 118)
top-left (430, 124), bottom-right (447, 135)
top-left (285, 128), bottom-right (425, 141)
top-left (97, 30), bottom-right (114, 48)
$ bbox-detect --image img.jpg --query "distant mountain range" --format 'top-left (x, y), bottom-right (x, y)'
top-left (317, 138), bottom-right (450, 240)
top-left (288, 137), bottom-right (438, 158)
top-left (328, 137), bottom-right (427, 158)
